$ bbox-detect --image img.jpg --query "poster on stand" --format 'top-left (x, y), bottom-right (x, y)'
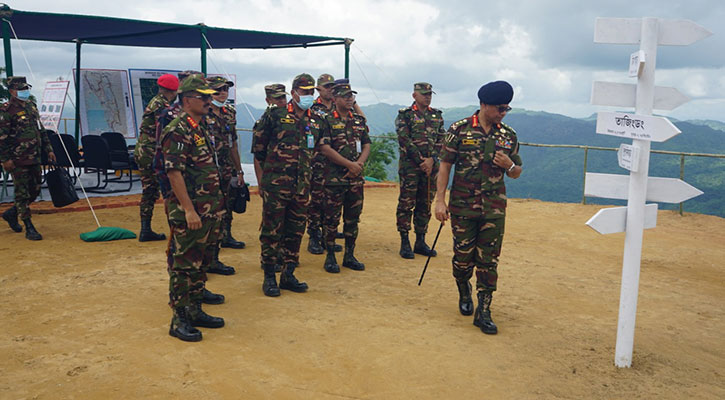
top-left (38, 80), bottom-right (69, 133)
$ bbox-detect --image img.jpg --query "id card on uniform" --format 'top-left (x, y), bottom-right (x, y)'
top-left (355, 140), bottom-right (361, 153)
top-left (307, 134), bottom-right (315, 149)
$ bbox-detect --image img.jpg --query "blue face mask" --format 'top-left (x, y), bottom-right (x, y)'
top-left (16, 89), bottom-right (31, 101)
top-left (211, 99), bottom-right (225, 107)
top-left (296, 95), bottom-right (314, 110)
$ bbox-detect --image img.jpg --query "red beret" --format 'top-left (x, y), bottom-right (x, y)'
top-left (157, 74), bottom-right (179, 91)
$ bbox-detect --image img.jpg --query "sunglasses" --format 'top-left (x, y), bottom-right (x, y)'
top-left (496, 105), bottom-right (512, 113)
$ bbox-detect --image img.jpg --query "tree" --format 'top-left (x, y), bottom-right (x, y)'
top-left (365, 132), bottom-right (396, 181)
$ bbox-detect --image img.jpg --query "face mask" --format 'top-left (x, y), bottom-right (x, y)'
top-left (211, 99), bottom-right (225, 107)
top-left (16, 90), bottom-right (31, 101)
top-left (296, 95), bottom-right (314, 110)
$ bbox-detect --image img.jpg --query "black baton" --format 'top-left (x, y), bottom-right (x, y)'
top-left (418, 221), bottom-right (444, 286)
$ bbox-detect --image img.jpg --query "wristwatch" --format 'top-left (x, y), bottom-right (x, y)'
top-left (507, 163), bottom-right (516, 172)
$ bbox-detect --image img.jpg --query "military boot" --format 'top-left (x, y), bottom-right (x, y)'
top-left (323, 246), bottom-right (340, 273)
top-left (399, 231), bottom-right (414, 259)
top-left (2, 206), bottom-right (22, 233)
top-left (342, 239), bottom-right (365, 271)
top-left (188, 303), bottom-right (225, 328)
top-left (262, 264), bottom-right (281, 297)
top-left (23, 219), bottom-right (42, 241)
top-left (169, 306), bottom-right (202, 342)
top-left (414, 232), bottom-right (437, 257)
top-left (220, 219), bottom-right (245, 249)
top-left (307, 228), bottom-right (325, 255)
top-left (208, 246), bottom-right (236, 275)
top-left (279, 263), bottom-right (309, 292)
top-left (201, 288), bottom-right (225, 305)
top-left (138, 218), bottom-right (166, 242)
top-left (456, 280), bottom-right (474, 316)
top-left (473, 291), bottom-right (498, 335)
top-left (335, 230), bottom-right (345, 239)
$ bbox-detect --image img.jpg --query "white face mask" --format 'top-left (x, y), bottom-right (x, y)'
top-left (296, 94), bottom-right (314, 110)
top-left (16, 89), bottom-right (31, 101)
top-left (212, 99), bottom-right (225, 107)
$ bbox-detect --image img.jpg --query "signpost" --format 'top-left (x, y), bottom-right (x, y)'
top-left (590, 17), bottom-right (710, 368)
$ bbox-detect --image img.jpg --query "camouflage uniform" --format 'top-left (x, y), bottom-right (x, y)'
top-left (395, 101), bottom-right (445, 234)
top-left (308, 74), bottom-right (335, 236)
top-left (440, 112), bottom-right (522, 292)
top-left (205, 103), bottom-right (238, 240)
top-left (161, 111), bottom-right (224, 308)
top-left (252, 102), bottom-right (320, 268)
top-left (0, 97), bottom-right (52, 221)
top-left (134, 93), bottom-right (170, 219)
top-left (320, 109), bottom-right (371, 249)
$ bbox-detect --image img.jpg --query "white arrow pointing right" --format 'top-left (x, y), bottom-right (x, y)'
top-left (594, 18), bottom-right (712, 45)
top-left (585, 173), bottom-right (704, 203)
top-left (591, 81), bottom-right (690, 111)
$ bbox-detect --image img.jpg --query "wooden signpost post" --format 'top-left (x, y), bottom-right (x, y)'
top-left (588, 17), bottom-right (711, 368)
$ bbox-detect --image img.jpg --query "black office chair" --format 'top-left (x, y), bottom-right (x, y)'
top-left (81, 135), bottom-right (133, 193)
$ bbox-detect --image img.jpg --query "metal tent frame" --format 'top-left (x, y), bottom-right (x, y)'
top-left (0, 4), bottom-right (353, 141)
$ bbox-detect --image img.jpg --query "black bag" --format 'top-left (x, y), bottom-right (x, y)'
top-left (46, 165), bottom-right (79, 207)
top-left (230, 180), bottom-right (250, 214)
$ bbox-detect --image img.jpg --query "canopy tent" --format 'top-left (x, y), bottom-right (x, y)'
top-left (0, 5), bottom-right (353, 140)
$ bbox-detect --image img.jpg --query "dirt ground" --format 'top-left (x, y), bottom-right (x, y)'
top-left (0, 185), bottom-right (723, 399)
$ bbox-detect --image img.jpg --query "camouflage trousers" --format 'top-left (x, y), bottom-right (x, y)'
top-left (138, 166), bottom-right (160, 219)
top-left (10, 164), bottom-right (42, 220)
top-left (323, 184), bottom-right (364, 248)
top-left (167, 216), bottom-right (221, 308)
top-left (396, 163), bottom-right (438, 234)
top-left (450, 215), bottom-right (506, 292)
top-left (219, 170), bottom-right (234, 238)
top-left (307, 178), bottom-right (325, 234)
top-left (259, 190), bottom-right (308, 267)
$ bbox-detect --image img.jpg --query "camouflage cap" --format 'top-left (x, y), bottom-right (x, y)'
top-left (177, 70), bottom-right (203, 81)
top-left (292, 73), bottom-right (315, 89)
top-left (178, 74), bottom-right (217, 95)
top-left (207, 75), bottom-right (234, 89)
top-left (264, 84), bottom-right (288, 98)
top-left (5, 76), bottom-right (31, 90)
top-left (316, 73), bottom-right (335, 88)
top-left (332, 83), bottom-right (357, 97)
top-left (414, 82), bottom-right (435, 94)
top-left (333, 78), bottom-right (349, 85)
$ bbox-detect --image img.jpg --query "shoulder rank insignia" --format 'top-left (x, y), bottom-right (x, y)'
top-left (450, 118), bottom-right (468, 130)
top-left (193, 133), bottom-right (206, 147)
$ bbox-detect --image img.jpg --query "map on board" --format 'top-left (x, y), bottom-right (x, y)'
top-left (74, 69), bottom-right (136, 138)
top-left (128, 69), bottom-right (180, 139)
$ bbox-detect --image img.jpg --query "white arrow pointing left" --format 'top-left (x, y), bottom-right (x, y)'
top-left (586, 204), bottom-right (658, 235)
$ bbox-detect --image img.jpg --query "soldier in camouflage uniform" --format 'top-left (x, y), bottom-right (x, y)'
top-left (252, 73), bottom-right (320, 297)
top-left (395, 82), bottom-right (446, 259)
top-left (319, 83), bottom-right (371, 273)
top-left (134, 74), bottom-right (178, 242)
top-left (435, 81), bottom-right (522, 335)
top-left (161, 75), bottom-right (226, 342)
top-left (0, 76), bottom-right (55, 240)
top-left (306, 73), bottom-right (336, 254)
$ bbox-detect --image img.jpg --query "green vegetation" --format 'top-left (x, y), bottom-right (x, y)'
top-left (365, 132), bottom-right (397, 181)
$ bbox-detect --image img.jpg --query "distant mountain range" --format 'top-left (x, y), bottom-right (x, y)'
top-left (231, 102), bottom-right (725, 218)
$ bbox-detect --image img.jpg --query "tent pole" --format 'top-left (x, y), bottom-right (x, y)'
top-left (344, 38), bottom-right (352, 79)
top-left (74, 39), bottom-right (81, 144)
top-left (200, 25), bottom-right (207, 75)
top-left (2, 18), bottom-right (12, 77)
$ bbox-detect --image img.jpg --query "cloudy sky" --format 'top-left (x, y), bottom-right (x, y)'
top-left (10, 0), bottom-right (725, 121)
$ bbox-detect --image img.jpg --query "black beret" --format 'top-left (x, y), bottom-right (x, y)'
top-left (477, 81), bottom-right (513, 105)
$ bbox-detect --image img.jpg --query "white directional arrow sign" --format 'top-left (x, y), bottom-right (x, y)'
top-left (594, 18), bottom-right (712, 45)
top-left (585, 172), bottom-right (703, 203)
top-left (596, 112), bottom-right (681, 142)
top-left (591, 82), bottom-right (690, 111)
top-left (586, 204), bottom-right (658, 235)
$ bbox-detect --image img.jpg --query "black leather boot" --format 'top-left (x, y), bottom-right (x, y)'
top-left (220, 218), bottom-right (245, 249)
top-left (335, 230), bottom-right (344, 239)
top-left (473, 291), bottom-right (498, 334)
top-left (414, 232), bottom-right (437, 257)
top-left (399, 231), bottom-right (414, 259)
top-left (202, 288), bottom-right (225, 305)
top-left (2, 206), bottom-right (22, 233)
top-left (23, 218), bottom-right (42, 241)
top-left (307, 228), bottom-right (325, 254)
top-left (323, 247), bottom-right (340, 273)
top-left (169, 306), bottom-right (202, 342)
top-left (456, 280), bottom-right (474, 316)
top-left (188, 303), bottom-right (225, 328)
top-left (342, 239), bottom-right (365, 271)
top-left (279, 263), bottom-right (309, 292)
top-left (262, 264), bottom-right (281, 297)
top-left (139, 218), bottom-right (166, 242)
top-left (207, 246), bottom-right (236, 275)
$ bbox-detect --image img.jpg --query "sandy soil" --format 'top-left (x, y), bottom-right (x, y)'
top-left (0, 186), bottom-right (723, 399)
